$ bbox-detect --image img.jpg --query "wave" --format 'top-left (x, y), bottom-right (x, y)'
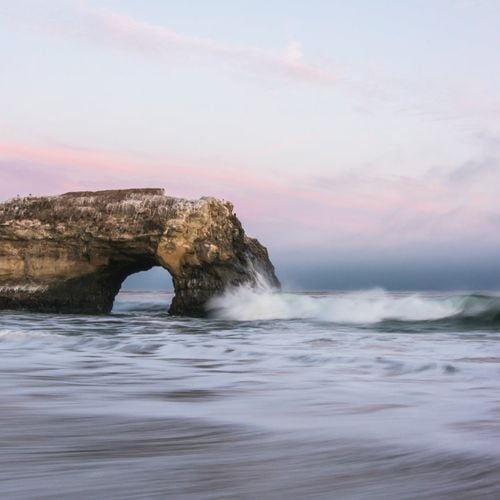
top-left (207, 287), bottom-right (500, 327)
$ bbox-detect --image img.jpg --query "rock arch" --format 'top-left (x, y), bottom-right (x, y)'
top-left (0, 189), bottom-right (279, 316)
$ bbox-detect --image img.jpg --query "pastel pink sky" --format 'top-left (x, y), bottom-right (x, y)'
top-left (1, 1), bottom-right (500, 288)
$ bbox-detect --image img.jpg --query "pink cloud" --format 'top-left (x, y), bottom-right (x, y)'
top-left (0, 142), bottom-right (140, 174)
top-left (80, 4), bottom-right (342, 86)
top-left (85, 5), bottom-right (500, 120)
top-left (3, 0), bottom-right (340, 88)
top-left (1, 140), bottom-right (499, 253)
top-left (0, 141), bottom-right (299, 203)
top-left (5, 1), bottom-right (500, 120)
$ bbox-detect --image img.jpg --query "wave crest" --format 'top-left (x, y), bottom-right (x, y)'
top-left (207, 287), bottom-right (500, 326)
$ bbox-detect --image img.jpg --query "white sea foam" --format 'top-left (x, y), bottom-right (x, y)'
top-left (208, 287), bottom-right (462, 323)
top-left (0, 328), bottom-right (55, 343)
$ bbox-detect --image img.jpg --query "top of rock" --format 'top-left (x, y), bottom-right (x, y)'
top-left (60, 188), bottom-right (166, 199)
top-left (0, 188), bottom-right (232, 238)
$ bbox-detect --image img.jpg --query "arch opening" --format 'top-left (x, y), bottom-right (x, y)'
top-left (121, 266), bottom-right (174, 292)
top-left (112, 266), bottom-right (175, 314)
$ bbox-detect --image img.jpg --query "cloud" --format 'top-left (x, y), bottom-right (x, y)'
top-left (83, 4), bottom-right (344, 85)
top-left (5, 137), bottom-right (500, 250)
top-left (5, 0), bottom-right (500, 122)
top-left (447, 158), bottom-right (499, 183)
top-left (0, 140), bottom-right (300, 205)
top-left (2, 0), bottom-right (340, 88)
top-left (284, 41), bottom-right (303, 64)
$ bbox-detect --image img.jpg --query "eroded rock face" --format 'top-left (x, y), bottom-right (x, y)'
top-left (0, 189), bottom-right (279, 316)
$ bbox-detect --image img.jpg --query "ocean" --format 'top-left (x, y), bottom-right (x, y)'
top-left (1, 288), bottom-right (500, 499)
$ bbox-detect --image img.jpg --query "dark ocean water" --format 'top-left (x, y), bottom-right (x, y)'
top-left (1, 289), bottom-right (500, 499)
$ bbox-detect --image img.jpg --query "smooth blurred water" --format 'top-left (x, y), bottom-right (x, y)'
top-left (1, 290), bottom-right (500, 499)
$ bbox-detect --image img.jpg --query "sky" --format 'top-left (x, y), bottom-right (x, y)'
top-left (1, 0), bottom-right (500, 290)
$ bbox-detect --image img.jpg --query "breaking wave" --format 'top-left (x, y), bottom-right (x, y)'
top-left (207, 287), bottom-right (500, 327)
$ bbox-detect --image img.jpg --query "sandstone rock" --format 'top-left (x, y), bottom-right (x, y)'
top-left (0, 189), bottom-right (279, 316)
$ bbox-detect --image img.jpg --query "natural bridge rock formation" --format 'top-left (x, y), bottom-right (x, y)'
top-left (0, 189), bottom-right (279, 316)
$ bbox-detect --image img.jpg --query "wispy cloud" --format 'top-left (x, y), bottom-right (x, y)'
top-left (3, 0), bottom-right (340, 87)
top-left (0, 140), bottom-right (298, 202)
top-left (84, 4), bottom-right (340, 85)
top-left (7, 0), bottom-right (500, 122)
top-left (5, 0), bottom-right (500, 122)
top-left (2, 139), bottom-right (500, 256)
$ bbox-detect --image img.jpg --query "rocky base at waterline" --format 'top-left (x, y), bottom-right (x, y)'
top-left (0, 188), bottom-right (279, 316)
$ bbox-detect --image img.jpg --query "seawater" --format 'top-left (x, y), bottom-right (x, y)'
top-left (1, 289), bottom-right (500, 499)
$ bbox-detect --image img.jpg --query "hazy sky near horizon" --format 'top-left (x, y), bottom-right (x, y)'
top-left (1, 0), bottom-right (500, 289)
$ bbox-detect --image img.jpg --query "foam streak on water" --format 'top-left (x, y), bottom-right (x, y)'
top-left (1, 289), bottom-right (500, 499)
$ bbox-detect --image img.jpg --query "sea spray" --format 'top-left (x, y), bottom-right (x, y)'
top-left (207, 256), bottom-right (282, 318)
top-left (244, 254), bottom-right (278, 291)
top-left (208, 287), bottom-right (466, 323)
